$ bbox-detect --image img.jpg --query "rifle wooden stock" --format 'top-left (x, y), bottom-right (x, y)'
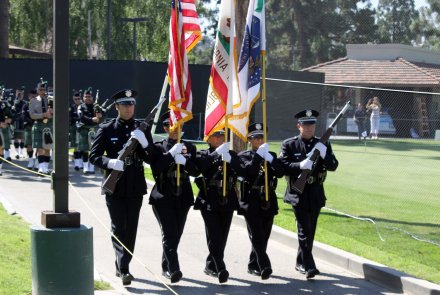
top-left (291, 101), bottom-right (351, 194)
top-left (102, 96), bottom-right (166, 194)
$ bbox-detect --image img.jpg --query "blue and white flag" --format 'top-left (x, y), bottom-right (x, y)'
top-left (229, 0), bottom-right (265, 141)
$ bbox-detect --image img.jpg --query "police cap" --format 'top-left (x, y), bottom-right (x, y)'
top-left (248, 123), bottom-right (267, 138)
top-left (160, 111), bottom-right (170, 126)
top-left (294, 109), bottom-right (319, 124)
top-left (111, 89), bottom-right (138, 105)
top-left (212, 129), bottom-right (225, 136)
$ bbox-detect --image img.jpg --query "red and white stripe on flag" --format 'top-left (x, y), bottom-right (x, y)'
top-left (168, 0), bottom-right (196, 131)
top-left (181, 0), bottom-right (202, 52)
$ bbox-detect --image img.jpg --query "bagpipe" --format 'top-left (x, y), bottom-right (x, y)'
top-left (40, 77), bottom-right (54, 149)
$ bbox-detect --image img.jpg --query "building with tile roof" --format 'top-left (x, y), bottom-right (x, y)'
top-left (301, 44), bottom-right (440, 138)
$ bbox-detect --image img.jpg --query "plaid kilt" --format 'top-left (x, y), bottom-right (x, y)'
top-left (13, 128), bottom-right (25, 139)
top-left (32, 119), bottom-right (53, 149)
top-left (24, 125), bottom-right (33, 147)
top-left (78, 126), bottom-right (97, 151)
top-left (69, 124), bottom-right (79, 148)
top-left (1, 127), bottom-right (10, 149)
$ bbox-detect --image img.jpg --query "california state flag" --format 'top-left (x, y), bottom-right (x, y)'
top-left (204, 0), bottom-right (235, 140)
top-left (229, 0), bottom-right (265, 141)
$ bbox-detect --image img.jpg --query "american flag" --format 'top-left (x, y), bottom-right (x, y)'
top-left (167, 0), bottom-right (201, 131)
top-left (181, 0), bottom-right (202, 52)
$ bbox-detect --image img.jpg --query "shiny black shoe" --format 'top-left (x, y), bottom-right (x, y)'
top-left (74, 166), bottom-right (79, 171)
top-left (204, 268), bottom-right (218, 278)
top-left (6, 157), bottom-right (11, 161)
top-left (15, 155), bottom-right (19, 160)
top-left (306, 268), bottom-right (320, 279)
top-left (121, 272), bottom-right (134, 285)
top-left (163, 270), bottom-right (183, 283)
top-left (247, 268), bottom-right (261, 276)
top-left (295, 264), bottom-right (306, 274)
top-left (218, 269), bottom-right (229, 284)
top-left (261, 267), bottom-right (272, 280)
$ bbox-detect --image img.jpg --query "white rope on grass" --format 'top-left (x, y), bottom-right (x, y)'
top-left (275, 192), bottom-right (439, 246)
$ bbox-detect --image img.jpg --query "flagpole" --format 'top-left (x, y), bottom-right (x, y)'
top-left (222, 117), bottom-right (228, 197)
top-left (151, 74), bottom-right (169, 137)
top-left (177, 124), bottom-right (180, 188)
top-left (262, 51), bottom-right (269, 202)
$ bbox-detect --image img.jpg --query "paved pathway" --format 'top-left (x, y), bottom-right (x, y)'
top-left (0, 155), bottom-right (403, 295)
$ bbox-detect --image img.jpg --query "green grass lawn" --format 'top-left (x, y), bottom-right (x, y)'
top-left (148, 139), bottom-right (440, 284)
top-left (0, 205), bottom-right (112, 294)
top-left (0, 206), bottom-right (32, 295)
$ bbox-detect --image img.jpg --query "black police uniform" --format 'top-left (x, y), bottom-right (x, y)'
top-left (195, 143), bottom-right (246, 279)
top-left (149, 115), bottom-right (199, 279)
top-left (238, 124), bottom-right (284, 277)
top-left (278, 110), bottom-right (338, 275)
top-left (89, 90), bottom-right (154, 279)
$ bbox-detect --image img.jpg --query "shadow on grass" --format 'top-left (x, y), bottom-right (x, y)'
top-left (332, 139), bottom-right (440, 155)
top-left (320, 211), bottom-right (440, 229)
top-left (332, 148), bottom-right (440, 160)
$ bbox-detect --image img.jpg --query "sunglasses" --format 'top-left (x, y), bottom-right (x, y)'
top-left (84, 95), bottom-right (93, 99)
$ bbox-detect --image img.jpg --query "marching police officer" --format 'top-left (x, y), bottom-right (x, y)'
top-left (23, 90), bottom-right (37, 170)
top-left (90, 89), bottom-right (154, 286)
top-left (69, 90), bottom-right (82, 170)
top-left (194, 129), bottom-right (246, 283)
top-left (238, 123), bottom-right (284, 280)
top-left (78, 88), bottom-right (102, 174)
top-left (29, 82), bottom-right (53, 175)
top-left (278, 110), bottom-right (338, 279)
top-left (149, 111), bottom-right (199, 283)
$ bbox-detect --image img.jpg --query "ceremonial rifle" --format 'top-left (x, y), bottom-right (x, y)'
top-left (102, 96), bottom-right (167, 194)
top-left (291, 101), bottom-right (351, 194)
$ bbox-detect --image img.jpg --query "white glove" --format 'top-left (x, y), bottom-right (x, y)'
top-left (108, 159), bottom-right (124, 171)
top-left (222, 152), bottom-right (231, 163)
top-left (299, 159), bottom-right (313, 170)
top-left (174, 154), bottom-right (187, 165)
top-left (315, 142), bottom-right (327, 159)
top-left (264, 152), bottom-right (273, 163)
top-left (131, 130), bottom-right (149, 149)
top-left (256, 143), bottom-right (269, 158)
top-left (169, 143), bottom-right (183, 157)
top-left (215, 142), bottom-right (230, 155)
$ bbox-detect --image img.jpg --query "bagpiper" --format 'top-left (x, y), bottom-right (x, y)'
top-left (29, 81), bottom-right (53, 175)
top-left (69, 89), bottom-right (82, 170)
